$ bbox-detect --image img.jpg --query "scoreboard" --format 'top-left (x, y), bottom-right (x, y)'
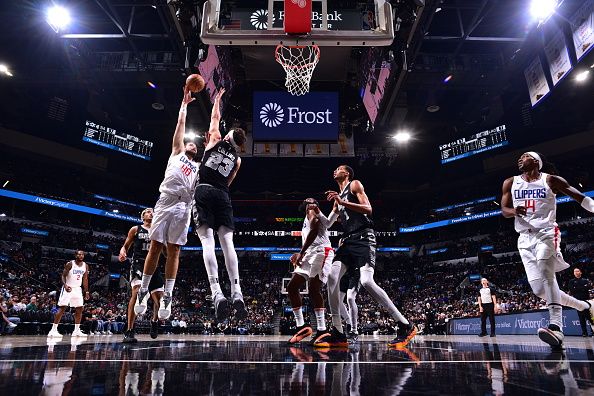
top-left (83, 120), bottom-right (153, 160)
top-left (439, 125), bottom-right (508, 164)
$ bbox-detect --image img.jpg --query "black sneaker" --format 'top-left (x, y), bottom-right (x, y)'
top-left (309, 329), bottom-right (331, 346)
top-left (214, 293), bottom-right (230, 321)
top-left (122, 329), bottom-right (138, 344)
top-left (313, 327), bottom-right (348, 348)
top-left (287, 324), bottom-right (313, 344)
top-left (150, 320), bottom-right (159, 339)
top-left (478, 333), bottom-right (488, 337)
top-left (347, 331), bottom-right (359, 344)
top-left (388, 323), bottom-right (417, 348)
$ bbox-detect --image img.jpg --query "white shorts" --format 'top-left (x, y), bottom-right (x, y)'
top-left (149, 193), bottom-right (192, 246)
top-left (518, 225), bottom-right (569, 282)
top-left (293, 246), bottom-right (334, 284)
top-left (58, 286), bottom-right (84, 308)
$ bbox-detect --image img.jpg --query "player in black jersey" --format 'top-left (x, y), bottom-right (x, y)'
top-left (192, 88), bottom-right (248, 321)
top-left (320, 165), bottom-right (416, 348)
top-left (118, 208), bottom-right (165, 343)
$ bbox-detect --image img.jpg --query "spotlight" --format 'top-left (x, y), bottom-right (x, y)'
top-left (2, 180), bottom-right (9, 188)
top-left (443, 74), bottom-right (453, 83)
top-left (47, 5), bottom-right (71, 33)
top-left (0, 64), bottom-right (12, 77)
top-left (575, 70), bottom-right (590, 82)
top-left (530, 0), bottom-right (558, 22)
top-left (392, 131), bottom-right (411, 143)
top-left (185, 131), bottom-right (197, 140)
top-left (147, 81), bottom-right (157, 89)
top-left (112, 209), bottom-right (119, 213)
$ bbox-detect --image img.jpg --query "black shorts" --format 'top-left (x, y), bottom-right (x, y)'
top-left (339, 266), bottom-right (361, 293)
top-left (129, 259), bottom-right (164, 292)
top-left (333, 228), bottom-right (376, 270)
top-left (193, 184), bottom-right (234, 231)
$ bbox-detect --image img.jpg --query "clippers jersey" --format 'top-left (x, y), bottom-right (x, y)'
top-left (199, 140), bottom-right (238, 192)
top-left (511, 172), bottom-right (556, 232)
top-left (337, 181), bottom-right (374, 234)
top-left (302, 214), bottom-right (331, 250)
top-left (131, 225), bottom-right (150, 261)
top-left (159, 153), bottom-right (199, 201)
top-left (65, 261), bottom-right (87, 288)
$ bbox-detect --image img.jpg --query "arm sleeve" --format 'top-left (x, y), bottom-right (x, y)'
top-left (318, 211), bottom-right (338, 228)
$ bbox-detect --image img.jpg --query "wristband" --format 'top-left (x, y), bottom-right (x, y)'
top-left (179, 106), bottom-right (187, 115)
top-left (581, 196), bottom-right (594, 213)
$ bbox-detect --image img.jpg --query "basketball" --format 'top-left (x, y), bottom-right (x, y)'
top-left (185, 74), bottom-right (205, 93)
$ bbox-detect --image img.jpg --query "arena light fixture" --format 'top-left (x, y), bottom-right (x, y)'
top-left (2, 180), bottom-right (9, 188)
top-left (392, 131), bottom-right (412, 143)
top-left (185, 131), bottom-right (197, 140)
top-left (147, 81), bottom-right (157, 89)
top-left (112, 209), bottom-right (119, 213)
top-left (443, 74), bottom-right (453, 83)
top-left (530, 0), bottom-right (558, 22)
top-left (575, 70), bottom-right (590, 82)
top-left (46, 5), bottom-right (71, 33)
top-left (0, 64), bottom-right (13, 77)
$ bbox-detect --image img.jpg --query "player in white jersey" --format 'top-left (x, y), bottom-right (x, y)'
top-left (136, 87), bottom-right (200, 320)
top-left (501, 151), bottom-right (594, 349)
top-left (47, 250), bottom-right (89, 338)
top-left (286, 198), bottom-right (334, 345)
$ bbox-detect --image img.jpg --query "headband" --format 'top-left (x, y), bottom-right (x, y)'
top-left (525, 151), bottom-right (543, 170)
top-left (227, 129), bottom-right (239, 149)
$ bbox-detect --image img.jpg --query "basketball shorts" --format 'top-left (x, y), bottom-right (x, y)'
top-left (129, 259), bottom-right (165, 293)
top-left (193, 184), bottom-right (234, 231)
top-left (333, 228), bottom-right (376, 270)
top-left (149, 193), bottom-right (192, 246)
top-left (58, 286), bottom-right (84, 308)
top-left (293, 246), bottom-right (334, 284)
top-left (517, 225), bottom-right (569, 282)
top-left (339, 265), bottom-right (362, 293)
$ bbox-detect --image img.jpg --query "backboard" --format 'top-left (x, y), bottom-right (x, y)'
top-left (200, 0), bottom-right (394, 46)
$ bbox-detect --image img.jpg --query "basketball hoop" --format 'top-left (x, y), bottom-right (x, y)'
top-left (275, 45), bottom-right (320, 96)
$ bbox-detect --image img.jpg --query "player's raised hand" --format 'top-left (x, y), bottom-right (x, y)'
top-left (182, 86), bottom-right (196, 105)
top-left (514, 206), bottom-right (527, 217)
top-left (325, 190), bottom-right (338, 202)
top-left (215, 88), bottom-right (226, 102)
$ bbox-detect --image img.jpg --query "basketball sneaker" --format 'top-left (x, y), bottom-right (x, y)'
top-left (134, 289), bottom-right (150, 315)
top-left (312, 327), bottom-right (348, 348)
top-left (347, 331), bottom-right (359, 344)
top-left (287, 324), bottom-right (313, 344)
top-left (213, 292), bottom-right (230, 320)
top-left (7, 322), bottom-right (17, 328)
top-left (71, 328), bottom-right (87, 338)
top-left (122, 329), bottom-right (138, 344)
top-left (538, 324), bottom-right (564, 350)
top-left (586, 300), bottom-right (594, 327)
top-left (309, 329), bottom-right (331, 346)
top-left (47, 329), bottom-right (62, 338)
top-left (231, 291), bottom-right (248, 320)
top-left (388, 322), bottom-right (417, 348)
top-left (150, 320), bottom-right (160, 339)
top-left (158, 292), bottom-right (172, 320)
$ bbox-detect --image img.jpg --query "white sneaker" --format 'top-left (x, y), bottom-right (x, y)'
top-left (135, 289), bottom-right (150, 315)
top-left (587, 300), bottom-right (594, 327)
top-left (107, 331), bottom-right (113, 335)
top-left (158, 292), bottom-right (173, 320)
top-left (47, 329), bottom-right (62, 338)
top-left (72, 329), bottom-right (88, 338)
top-left (8, 322), bottom-right (17, 328)
top-left (538, 326), bottom-right (564, 349)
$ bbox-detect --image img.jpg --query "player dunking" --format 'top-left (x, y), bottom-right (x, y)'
top-left (501, 152), bottom-right (594, 349)
top-left (286, 198), bottom-right (333, 345)
top-left (135, 87), bottom-right (199, 320)
top-left (47, 250), bottom-right (90, 338)
top-left (193, 88), bottom-right (248, 320)
top-left (321, 165), bottom-right (416, 348)
top-left (119, 208), bottom-right (165, 343)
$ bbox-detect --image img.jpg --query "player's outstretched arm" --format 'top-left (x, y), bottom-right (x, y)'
top-left (227, 156), bottom-right (241, 187)
top-left (205, 88), bottom-right (225, 150)
top-left (548, 175), bottom-right (594, 213)
top-left (316, 200), bottom-right (339, 228)
top-left (172, 87), bottom-right (196, 155)
top-left (119, 226), bottom-right (138, 262)
top-left (501, 177), bottom-right (525, 218)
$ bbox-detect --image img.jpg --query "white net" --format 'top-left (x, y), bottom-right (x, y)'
top-left (275, 45), bottom-right (320, 96)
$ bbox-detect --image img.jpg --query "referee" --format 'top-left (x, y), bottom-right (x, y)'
top-left (478, 278), bottom-right (497, 337)
top-left (568, 267), bottom-right (592, 337)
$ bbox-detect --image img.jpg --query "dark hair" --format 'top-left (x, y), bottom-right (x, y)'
top-left (231, 128), bottom-right (247, 147)
top-left (341, 165), bottom-right (354, 180)
top-left (298, 198), bottom-right (319, 213)
top-left (534, 152), bottom-right (558, 175)
top-left (75, 250), bottom-right (84, 255)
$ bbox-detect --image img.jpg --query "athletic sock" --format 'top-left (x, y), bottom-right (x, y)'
top-left (208, 276), bottom-right (222, 296)
top-left (51, 323), bottom-right (58, 331)
top-left (140, 273), bottom-right (152, 291)
top-left (164, 278), bottom-right (175, 294)
top-left (74, 324), bottom-right (80, 331)
top-left (293, 307), bottom-right (305, 327)
top-left (331, 314), bottom-right (343, 333)
top-left (315, 308), bottom-right (326, 331)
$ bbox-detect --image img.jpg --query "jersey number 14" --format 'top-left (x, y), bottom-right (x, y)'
top-left (524, 199), bottom-right (536, 212)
